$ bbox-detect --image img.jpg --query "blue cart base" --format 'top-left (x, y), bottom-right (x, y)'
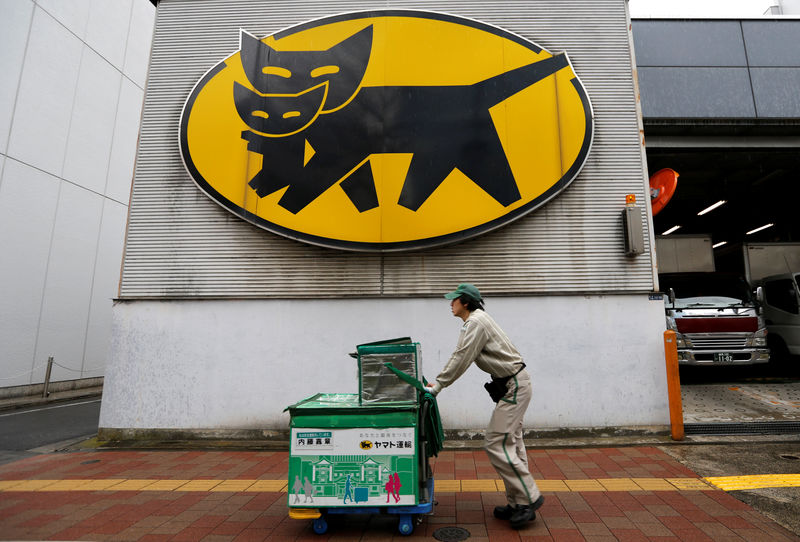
top-left (301, 478), bottom-right (435, 536)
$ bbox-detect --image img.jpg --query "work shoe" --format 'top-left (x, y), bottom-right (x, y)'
top-left (509, 495), bottom-right (545, 529)
top-left (493, 504), bottom-right (515, 520)
top-left (494, 495), bottom-right (545, 522)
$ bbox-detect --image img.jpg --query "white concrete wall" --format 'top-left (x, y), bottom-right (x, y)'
top-left (99, 295), bottom-right (670, 432)
top-left (0, 0), bottom-right (155, 387)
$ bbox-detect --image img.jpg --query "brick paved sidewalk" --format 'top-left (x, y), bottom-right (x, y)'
top-left (0, 446), bottom-right (797, 541)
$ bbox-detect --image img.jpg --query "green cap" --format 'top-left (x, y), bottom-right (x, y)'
top-left (444, 283), bottom-right (482, 302)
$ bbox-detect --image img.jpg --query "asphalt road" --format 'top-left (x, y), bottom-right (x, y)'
top-left (0, 398), bottom-right (100, 464)
top-left (661, 442), bottom-right (800, 536)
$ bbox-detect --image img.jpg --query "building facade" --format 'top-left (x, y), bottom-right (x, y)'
top-left (0, 0), bottom-right (155, 391)
top-left (98, 0), bottom-right (668, 438)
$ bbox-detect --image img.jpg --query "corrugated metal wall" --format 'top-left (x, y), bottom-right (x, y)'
top-left (120, 0), bottom-right (655, 298)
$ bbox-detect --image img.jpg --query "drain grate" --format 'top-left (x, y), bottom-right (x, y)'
top-left (80, 459), bottom-right (101, 465)
top-left (685, 421), bottom-right (800, 435)
top-left (433, 526), bottom-right (470, 541)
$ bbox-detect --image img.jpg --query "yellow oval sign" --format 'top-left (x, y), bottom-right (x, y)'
top-left (180, 11), bottom-right (593, 251)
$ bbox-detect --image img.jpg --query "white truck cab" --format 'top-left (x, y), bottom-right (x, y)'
top-left (743, 243), bottom-right (800, 362)
top-left (757, 272), bottom-right (800, 360)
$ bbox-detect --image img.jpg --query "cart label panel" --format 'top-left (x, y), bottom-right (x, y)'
top-left (289, 427), bottom-right (418, 507)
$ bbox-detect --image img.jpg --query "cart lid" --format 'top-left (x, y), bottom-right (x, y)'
top-left (349, 337), bottom-right (414, 358)
top-left (286, 393), bottom-right (418, 413)
top-left (357, 337), bottom-right (412, 348)
top-left (287, 393), bottom-right (419, 429)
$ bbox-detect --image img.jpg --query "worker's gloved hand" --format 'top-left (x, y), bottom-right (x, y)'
top-left (423, 385), bottom-right (437, 396)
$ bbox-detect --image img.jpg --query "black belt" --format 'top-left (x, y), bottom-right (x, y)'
top-left (491, 363), bottom-right (526, 382)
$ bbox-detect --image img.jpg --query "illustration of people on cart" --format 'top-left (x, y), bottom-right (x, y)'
top-left (393, 473), bottom-right (402, 502)
top-left (303, 477), bottom-right (316, 502)
top-left (385, 475), bottom-right (394, 502)
top-left (292, 476), bottom-right (303, 503)
top-left (342, 474), bottom-right (353, 504)
top-left (385, 472), bottom-right (401, 503)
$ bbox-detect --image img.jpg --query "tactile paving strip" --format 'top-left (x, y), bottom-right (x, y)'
top-left (4, 476), bottom-right (797, 492)
top-left (0, 477), bottom-right (715, 493)
top-left (705, 474), bottom-right (800, 491)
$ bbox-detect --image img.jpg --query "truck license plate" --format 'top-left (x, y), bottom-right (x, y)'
top-left (714, 352), bottom-right (734, 362)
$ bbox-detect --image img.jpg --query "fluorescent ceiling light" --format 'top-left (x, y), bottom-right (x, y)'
top-left (746, 223), bottom-right (774, 235)
top-left (712, 241), bottom-right (727, 248)
top-left (697, 200), bottom-right (727, 216)
top-left (661, 225), bottom-right (681, 235)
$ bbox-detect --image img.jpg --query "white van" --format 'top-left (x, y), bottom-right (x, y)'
top-left (758, 273), bottom-right (800, 361)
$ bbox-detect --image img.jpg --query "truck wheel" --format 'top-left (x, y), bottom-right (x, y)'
top-left (768, 335), bottom-right (790, 366)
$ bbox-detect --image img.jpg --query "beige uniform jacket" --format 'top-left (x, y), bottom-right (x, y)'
top-left (432, 309), bottom-right (524, 394)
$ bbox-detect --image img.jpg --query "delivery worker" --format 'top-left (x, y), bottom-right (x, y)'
top-left (424, 283), bottom-right (544, 529)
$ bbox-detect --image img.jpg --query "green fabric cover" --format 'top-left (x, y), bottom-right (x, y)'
top-left (383, 362), bottom-right (445, 457)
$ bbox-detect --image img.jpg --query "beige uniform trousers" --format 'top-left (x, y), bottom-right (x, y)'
top-left (485, 370), bottom-right (541, 506)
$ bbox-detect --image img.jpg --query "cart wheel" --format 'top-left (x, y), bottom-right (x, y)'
top-left (398, 514), bottom-right (414, 535)
top-left (312, 516), bottom-right (328, 535)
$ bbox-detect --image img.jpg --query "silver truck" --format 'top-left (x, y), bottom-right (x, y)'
top-left (656, 235), bottom-right (769, 366)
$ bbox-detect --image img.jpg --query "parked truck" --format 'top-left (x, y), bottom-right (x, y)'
top-left (743, 243), bottom-right (800, 284)
top-left (743, 243), bottom-right (800, 361)
top-left (656, 235), bottom-right (770, 365)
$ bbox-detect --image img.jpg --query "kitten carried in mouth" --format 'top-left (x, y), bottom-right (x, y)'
top-left (234, 26), bottom-right (570, 214)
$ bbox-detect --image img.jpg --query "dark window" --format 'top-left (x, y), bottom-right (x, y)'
top-left (764, 279), bottom-right (800, 314)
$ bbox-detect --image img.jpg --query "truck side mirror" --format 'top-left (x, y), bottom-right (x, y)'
top-left (756, 286), bottom-right (764, 304)
top-left (668, 288), bottom-right (676, 306)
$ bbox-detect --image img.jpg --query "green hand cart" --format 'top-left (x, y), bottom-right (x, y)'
top-left (285, 339), bottom-right (443, 536)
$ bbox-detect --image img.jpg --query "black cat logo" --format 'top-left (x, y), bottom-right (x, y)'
top-left (180, 11), bottom-right (593, 251)
top-left (360, 440), bottom-right (373, 450)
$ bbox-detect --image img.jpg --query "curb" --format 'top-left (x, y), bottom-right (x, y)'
top-left (0, 388), bottom-right (103, 413)
top-left (68, 432), bottom-right (800, 453)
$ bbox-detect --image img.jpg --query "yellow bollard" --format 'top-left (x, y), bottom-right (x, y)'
top-left (663, 330), bottom-right (684, 441)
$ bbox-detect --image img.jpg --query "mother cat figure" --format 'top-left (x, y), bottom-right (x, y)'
top-left (233, 26), bottom-right (570, 214)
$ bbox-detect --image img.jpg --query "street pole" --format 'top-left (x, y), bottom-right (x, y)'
top-left (42, 356), bottom-right (54, 399)
top-left (663, 331), bottom-right (684, 440)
